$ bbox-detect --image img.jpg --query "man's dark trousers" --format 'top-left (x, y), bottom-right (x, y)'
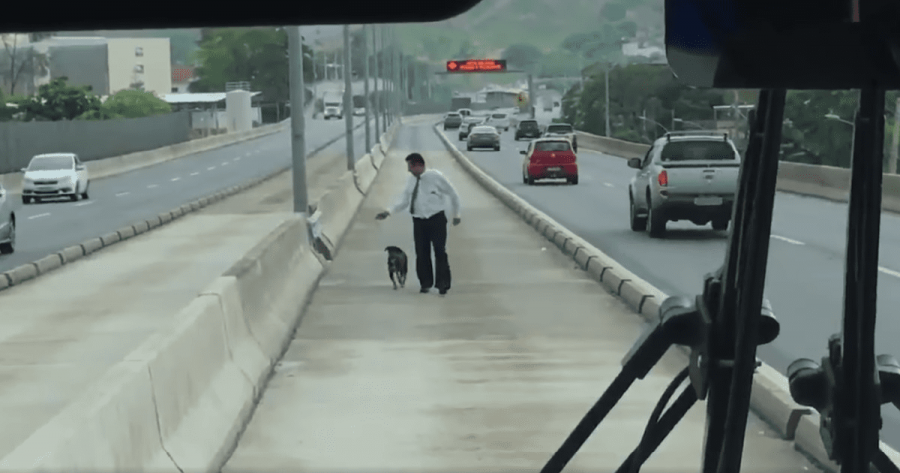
top-left (413, 211), bottom-right (451, 291)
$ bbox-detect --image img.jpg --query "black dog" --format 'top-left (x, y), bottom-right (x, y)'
top-left (384, 246), bottom-right (408, 290)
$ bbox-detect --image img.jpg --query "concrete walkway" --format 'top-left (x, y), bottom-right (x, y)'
top-left (222, 121), bottom-right (821, 472)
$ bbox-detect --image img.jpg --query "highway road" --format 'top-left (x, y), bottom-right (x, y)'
top-left (445, 118), bottom-right (900, 450)
top-left (0, 112), bottom-right (376, 273)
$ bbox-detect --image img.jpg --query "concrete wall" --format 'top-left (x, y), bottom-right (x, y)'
top-left (107, 38), bottom-right (171, 96)
top-left (0, 111), bottom-right (190, 173)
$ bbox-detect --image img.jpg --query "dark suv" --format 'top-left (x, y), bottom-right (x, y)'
top-left (443, 113), bottom-right (463, 130)
top-left (515, 119), bottom-right (541, 141)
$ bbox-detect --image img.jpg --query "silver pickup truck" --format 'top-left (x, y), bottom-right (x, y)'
top-left (627, 131), bottom-right (741, 238)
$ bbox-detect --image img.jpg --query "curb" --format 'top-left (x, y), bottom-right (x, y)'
top-left (431, 124), bottom-right (867, 473)
top-left (0, 119), bottom-right (370, 295)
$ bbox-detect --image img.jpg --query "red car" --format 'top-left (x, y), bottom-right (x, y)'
top-left (521, 138), bottom-right (578, 185)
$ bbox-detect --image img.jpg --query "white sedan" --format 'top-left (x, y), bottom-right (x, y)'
top-left (0, 182), bottom-right (14, 254)
top-left (21, 153), bottom-right (91, 204)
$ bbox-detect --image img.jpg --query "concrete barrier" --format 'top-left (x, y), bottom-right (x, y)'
top-left (136, 295), bottom-right (255, 472)
top-left (354, 154), bottom-right (378, 193)
top-left (0, 361), bottom-right (178, 472)
top-left (314, 172), bottom-right (365, 257)
top-left (223, 217), bottom-right (321, 363)
top-left (0, 215), bottom-right (327, 472)
top-left (435, 123), bottom-right (894, 473)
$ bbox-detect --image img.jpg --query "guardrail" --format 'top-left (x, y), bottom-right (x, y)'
top-left (574, 129), bottom-right (900, 212)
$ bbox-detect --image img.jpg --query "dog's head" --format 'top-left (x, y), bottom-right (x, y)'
top-left (385, 246), bottom-right (404, 255)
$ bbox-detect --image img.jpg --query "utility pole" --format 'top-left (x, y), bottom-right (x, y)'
top-left (343, 25), bottom-right (355, 171)
top-left (605, 64), bottom-right (611, 137)
top-left (288, 27), bottom-right (308, 218)
top-left (363, 24), bottom-right (371, 153)
top-left (528, 74), bottom-right (535, 119)
top-left (391, 26), bottom-right (403, 119)
top-left (891, 96), bottom-right (900, 174)
top-left (371, 24), bottom-right (380, 141)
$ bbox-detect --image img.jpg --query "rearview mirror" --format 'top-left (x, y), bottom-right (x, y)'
top-left (76, 166), bottom-right (85, 171)
top-left (627, 158), bottom-right (642, 169)
top-left (20, 168), bottom-right (26, 173)
top-left (519, 150), bottom-right (527, 155)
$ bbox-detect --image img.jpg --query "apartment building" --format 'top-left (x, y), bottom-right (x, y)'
top-left (6, 36), bottom-right (172, 97)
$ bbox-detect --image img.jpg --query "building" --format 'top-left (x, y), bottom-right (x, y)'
top-left (106, 37), bottom-right (172, 96)
top-left (9, 36), bottom-right (172, 97)
top-left (171, 65), bottom-right (198, 93)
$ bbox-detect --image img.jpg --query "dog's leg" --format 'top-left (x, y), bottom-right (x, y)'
top-left (390, 271), bottom-right (398, 290)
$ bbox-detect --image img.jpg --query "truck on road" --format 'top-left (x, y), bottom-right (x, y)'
top-left (451, 96), bottom-right (471, 111)
top-left (627, 131), bottom-right (741, 238)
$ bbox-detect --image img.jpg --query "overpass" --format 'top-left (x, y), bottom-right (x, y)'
top-left (0, 91), bottom-right (884, 471)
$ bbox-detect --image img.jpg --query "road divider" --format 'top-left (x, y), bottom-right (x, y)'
top-left (435, 123), bottom-right (884, 473)
top-left (0, 119), bottom-right (373, 294)
top-left (0, 118), bottom-right (402, 472)
top-left (574, 128), bottom-right (900, 213)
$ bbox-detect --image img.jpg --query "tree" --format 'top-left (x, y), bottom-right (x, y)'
top-left (17, 77), bottom-right (101, 121)
top-left (600, 1), bottom-right (628, 22)
top-left (501, 43), bottom-right (543, 71)
top-left (95, 89), bottom-right (171, 119)
top-left (0, 33), bottom-right (49, 96)
top-left (189, 27), bottom-right (313, 105)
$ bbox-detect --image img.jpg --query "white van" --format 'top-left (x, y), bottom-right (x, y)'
top-left (488, 112), bottom-right (510, 131)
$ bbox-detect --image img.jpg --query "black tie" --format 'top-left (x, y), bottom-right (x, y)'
top-left (410, 176), bottom-right (421, 215)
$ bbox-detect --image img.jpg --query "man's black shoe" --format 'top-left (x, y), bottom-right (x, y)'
top-left (420, 288), bottom-right (430, 293)
top-left (439, 289), bottom-right (448, 295)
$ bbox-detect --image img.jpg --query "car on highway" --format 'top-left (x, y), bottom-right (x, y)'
top-left (466, 125), bottom-right (501, 151)
top-left (443, 112), bottom-right (463, 130)
top-left (627, 131), bottom-right (741, 238)
top-left (458, 117), bottom-right (485, 140)
top-left (0, 182), bottom-right (14, 254)
top-left (457, 108), bottom-right (473, 117)
top-left (323, 98), bottom-right (343, 120)
top-left (520, 138), bottom-right (578, 185)
top-left (543, 123), bottom-right (578, 152)
top-left (514, 119), bottom-right (542, 141)
top-left (487, 112), bottom-right (510, 131)
top-left (353, 107), bottom-right (366, 116)
top-left (21, 153), bottom-right (90, 204)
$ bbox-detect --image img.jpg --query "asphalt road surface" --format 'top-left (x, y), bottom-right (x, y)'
top-left (0, 115), bottom-right (375, 273)
top-left (446, 118), bottom-right (900, 451)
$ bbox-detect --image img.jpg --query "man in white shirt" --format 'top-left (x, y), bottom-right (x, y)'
top-left (375, 153), bottom-right (462, 295)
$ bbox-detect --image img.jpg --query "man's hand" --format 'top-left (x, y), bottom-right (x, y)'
top-left (452, 217), bottom-right (461, 226)
top-left (375, 211), bottom-right (390, 221)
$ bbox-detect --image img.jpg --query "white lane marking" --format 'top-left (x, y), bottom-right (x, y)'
top-left (115, 192), bottom-right (130, 197)
top-left (190, 172), bottom-right (200, 176)
top-left (221, 162), bottom-right (230, 166)
top-left (147, 184), bottom-right (158, 189)
top-left (75, 201), bottom-right (93, 207)
top-left (245, 152), bottom-right (252, 157)
top-left (880, 267), bottom-right (900, 279)
top-left (28, 213), bottom-right (50, 220)
top-left (208, 166), bottom-right (216, 171)
top-left (234, 157), bottom-right (241, 161)
top-left (603, 182), bottom-right (614, 188)
top-left (771, 235), bottom-right (805, 245)
top-left (171, 177), bottom-right (181, 182)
